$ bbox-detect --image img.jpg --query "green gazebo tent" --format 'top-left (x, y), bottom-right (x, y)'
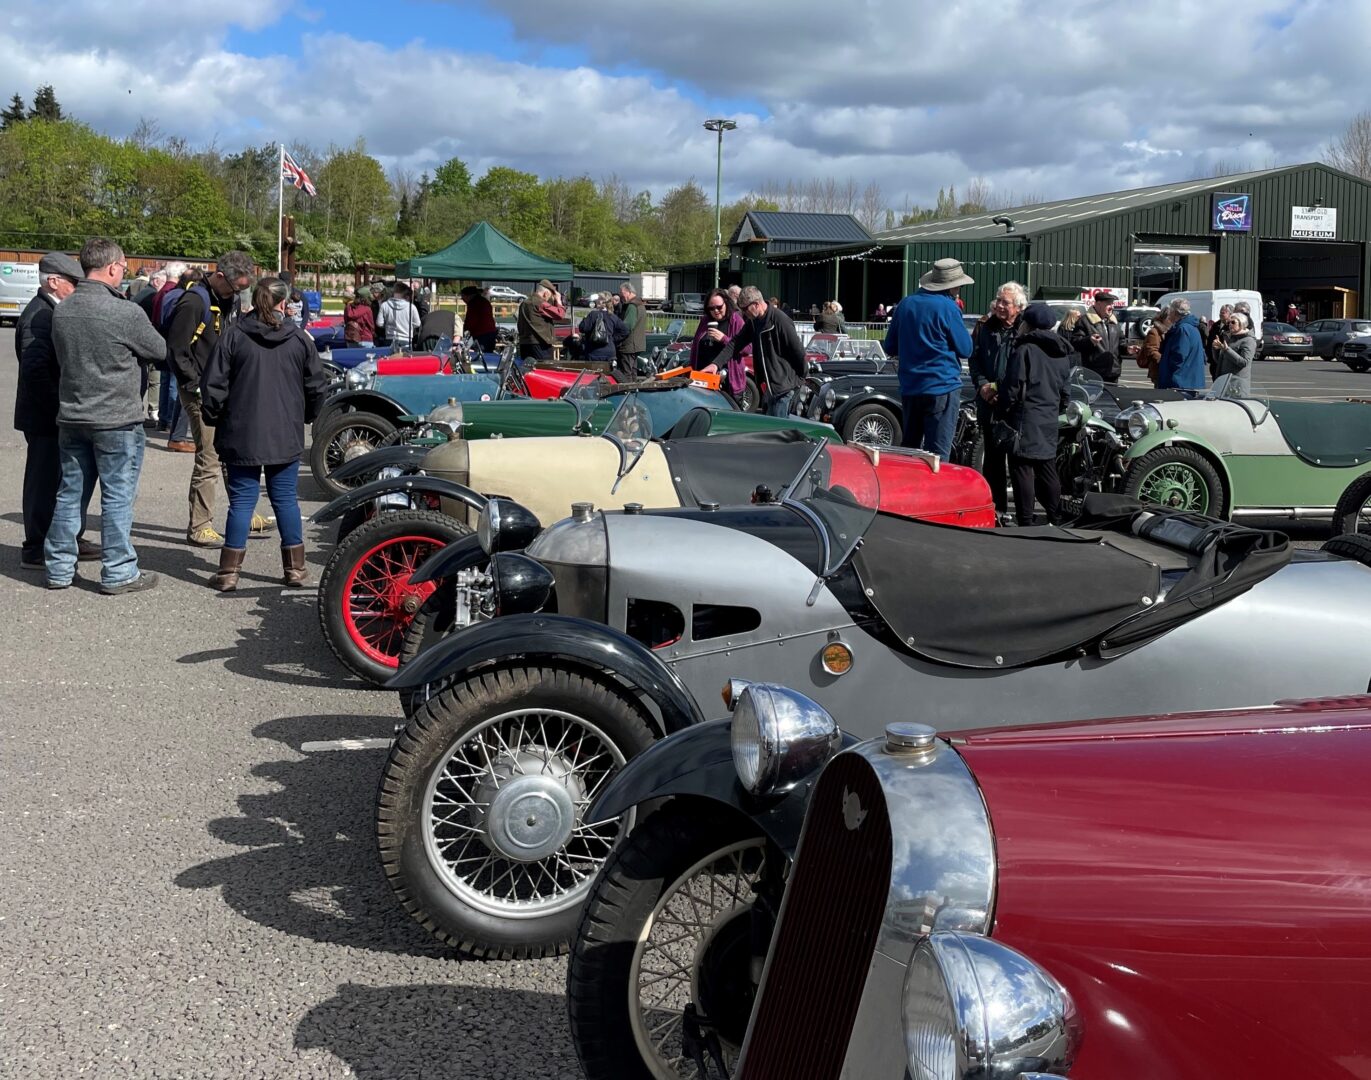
top-left (395, 221), bottom-right (572, 282)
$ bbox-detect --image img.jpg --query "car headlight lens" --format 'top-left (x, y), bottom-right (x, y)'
top-left (1120, 403), bottom-right (1163, 441)
top-left (820, 386), bottom-right (837, 411)
top-left (904, 932), bottom-right (1081, 1080)
top-left (1065, 400), bottom-right (1087, 427)
top-left (344, 368), bottom-right (369, 389)
top-left (728, 683), bottom-right (841, 797)
top-left (476, 498), bottom-right (543, 555)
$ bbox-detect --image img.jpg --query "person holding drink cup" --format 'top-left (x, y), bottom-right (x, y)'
top-left (690, 288), bottom-right (746, 401)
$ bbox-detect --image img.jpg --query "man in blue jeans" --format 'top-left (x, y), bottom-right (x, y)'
top-left (46, 238), bottom-right (169, 594)
top-left (884, 258), bottom-right (976, 460)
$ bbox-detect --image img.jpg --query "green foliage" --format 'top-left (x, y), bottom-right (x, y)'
top-left (430, 157), bottom-right (472, 200)
top-left (29, 85), bottom-right (62, 123)
top-left (309, 141), bottom-right (393, 244)
top-left (472, 166), bottom-right (548, 248)
top-left (1, 94), bottom-right (25, 130)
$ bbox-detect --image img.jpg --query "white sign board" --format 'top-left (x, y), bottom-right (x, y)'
top-left (1291, 206), bottom-right (1337, 239)
top-left (1080, 287), bottom-right (1129, 307)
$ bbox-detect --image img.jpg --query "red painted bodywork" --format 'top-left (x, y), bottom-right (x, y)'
top-left (826, 446), bottom-right (996, 528)
top-left (805, 333), bottom-right (848, 364)
top-left (370, 355), bottom-right (598, 400)
top-left (377, 354), bottom-right (445, 376)
top-left (956, 701), bottom-right (1371, 1079)
top-left (306, 315), bottom-right (342, 328)
top-left (522, 367), bottom-right (612, 399)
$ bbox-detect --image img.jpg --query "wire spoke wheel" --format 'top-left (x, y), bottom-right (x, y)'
top-left (343, 535), bottom-right (440, 666)
top-left (852, 413), bottom-right (895, 445)
top-left (1138, 462), bottom-right (1207, 512)
top-left (422, 708), bottom-right (630, 919)
top-left (629, 840), bottom-right (765, 1078)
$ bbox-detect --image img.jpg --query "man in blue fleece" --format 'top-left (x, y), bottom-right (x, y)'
top-left (884, 258), bottom-right (975, 459)
top-left (1157, 297), bottom-right (1207, 390)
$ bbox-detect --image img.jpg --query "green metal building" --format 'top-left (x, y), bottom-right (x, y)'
top-left (764, 163), bottom-right (1371, 321)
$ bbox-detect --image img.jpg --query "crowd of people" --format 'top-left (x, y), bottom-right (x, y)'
top-left (14, 240), bottom-right (327, 595)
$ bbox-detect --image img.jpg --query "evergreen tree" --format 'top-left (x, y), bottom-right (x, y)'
top-left (29, 85), bottom-right (62, 122)
top-left (396, 190), bottom-right (414, 237)
top-left (1, 94), bottom-right (25, 130)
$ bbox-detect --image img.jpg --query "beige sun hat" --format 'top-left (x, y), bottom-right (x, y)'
top-left (919, 258), bottom-right (975, 291)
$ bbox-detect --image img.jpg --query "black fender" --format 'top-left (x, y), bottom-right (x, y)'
top-left (316, 389), bottom-right (409, 428)
top-left (830, 387), bottom-right (904, 433)
top-left (410, 533), bottom-right (487, 585)
top-left (587, 719), bottom-right (859, 856)
top-left (330, 444), bottom-right (430, 483)
top-left (384, 613), bottom-right (705, 735)
top-left (311, 474), bottom-right (487, 524)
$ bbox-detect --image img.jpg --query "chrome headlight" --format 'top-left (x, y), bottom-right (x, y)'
top-left (344, 367), bottom-right (370, 390)
top-left (1064, 400), bottom-right (1087, 427)
top-left (477, 498), bottom-right (543, 555)
top-left (904, 932), bottom-right (1081, 1080)
top-left (1119, 403), bottom-right (1163, 440)
top-left (728, 683), bottom-right (841, 797)
top-left (488, 552), bottom-right (554, 616)
top-left (820, 386), bottom-right (838, 411)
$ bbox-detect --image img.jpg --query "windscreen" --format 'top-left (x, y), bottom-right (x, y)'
top-left (782, 442), bottom-right (880, 575)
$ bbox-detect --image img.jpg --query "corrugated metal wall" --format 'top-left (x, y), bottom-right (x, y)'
top-left (904, 240), bottom-right (1029, 314)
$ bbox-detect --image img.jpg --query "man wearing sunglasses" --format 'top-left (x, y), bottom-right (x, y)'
top-left (711, 285), bottom-right (805, 416)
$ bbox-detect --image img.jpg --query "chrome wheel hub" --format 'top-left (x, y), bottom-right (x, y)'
top-left (854, 416), bottom-right (894, 445)
top-left (476, 749), bottom-right (587, 862)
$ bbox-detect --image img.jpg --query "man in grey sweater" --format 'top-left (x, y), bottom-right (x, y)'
top-left (46, 238), bottom-right (168, 594)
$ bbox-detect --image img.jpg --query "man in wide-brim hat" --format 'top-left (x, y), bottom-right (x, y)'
top-left (883, 258), bottom-right (976, 460)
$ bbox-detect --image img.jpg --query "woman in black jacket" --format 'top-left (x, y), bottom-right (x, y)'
top-left (200, 277), bottom-right (328, 591)
top-left (575, 293), bottom-right (629, 363)
top-left (993, 302), bottom-right (1072, 526)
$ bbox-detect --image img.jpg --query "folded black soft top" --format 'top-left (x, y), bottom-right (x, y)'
top-left (853, 497), bottom-right (1290, 669)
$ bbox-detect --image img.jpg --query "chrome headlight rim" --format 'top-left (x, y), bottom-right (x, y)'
top-left (728, 683), bottom-right (841, 798)
top-left (477, 497), bottom-right (543, 555)
top-left (820, 385), bottom-right (838, 411)
top-left (903, 931), bottom-right (1081, 1080)
top-left (1119, 403), bottom-right (1163, 441)
top-left (344, 368), bottom-right (370, 390)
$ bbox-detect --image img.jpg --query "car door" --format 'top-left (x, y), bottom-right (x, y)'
top-left (1308, 321), bottom-right (1333, 355)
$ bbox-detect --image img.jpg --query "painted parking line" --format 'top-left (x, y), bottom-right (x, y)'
top-left (300, 737), bottom-right (393, 752)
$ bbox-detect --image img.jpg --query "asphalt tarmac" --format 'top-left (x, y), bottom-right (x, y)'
top-left (0, 330), bottom-right (1352, 1078)
top-left (0, 329), bottom-right (580, 1079)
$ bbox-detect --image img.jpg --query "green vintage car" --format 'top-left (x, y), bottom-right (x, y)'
top-left (1116, 377), bottom-right (1371, 522)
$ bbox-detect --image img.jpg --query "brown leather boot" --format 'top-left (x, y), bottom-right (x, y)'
top-left (281, 544), bottom-right (308, 588)
top-left (210, 547), bottom-right (246, 592)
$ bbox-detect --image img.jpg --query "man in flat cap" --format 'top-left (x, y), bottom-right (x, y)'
top-left (1072, 290), bottom-right (1122, 383)
top-left (883, 258), bottom-right (976, 460)
top-left (13, 252), bottom-right (100, 570)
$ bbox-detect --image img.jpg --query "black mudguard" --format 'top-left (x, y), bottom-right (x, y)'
top-left (830, 388), bottom-right (903, 433)
top-left (384, 613), bottom-right (705, 735)
top-left (317, 389), bottom-right (409, 426)
top-left (330, 444), bottom-right (429, 483)
top-left (587, 719), bottom-right (859, 856)
top-left (410, 533), bottom-right (487, 585)
top-left (311, 474), bottom-right (487, 524)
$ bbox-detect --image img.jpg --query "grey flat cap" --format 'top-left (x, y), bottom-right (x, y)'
top-left (38, 252), bottom-right (83, 281)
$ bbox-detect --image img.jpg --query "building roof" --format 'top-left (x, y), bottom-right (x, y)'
top-left (732, 211), bottom-right (872, 247)
top-left (875, 164), bottom-right (1322, 243)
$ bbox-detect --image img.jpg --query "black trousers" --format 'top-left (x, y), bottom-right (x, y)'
top-left (21, 432), bottom-right (60, 560)
top-left (518, 342), bottom-right (550, 363)
top-left (977, 417), bottom-right (1009, 514)
top-left (1010, 455), bottom-right (1061, 527)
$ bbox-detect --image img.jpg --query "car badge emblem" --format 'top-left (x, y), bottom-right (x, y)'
top-left (842, 787), bottom-right (866, 832)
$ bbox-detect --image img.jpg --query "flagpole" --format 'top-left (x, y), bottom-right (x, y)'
top-left (277, 143), bottom-right (285, 273)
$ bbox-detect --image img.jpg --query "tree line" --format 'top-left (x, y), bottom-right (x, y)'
top-left (0, 84), bottom-right (1039, 271)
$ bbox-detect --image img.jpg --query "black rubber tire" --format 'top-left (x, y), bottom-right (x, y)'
top-left (1323, 532), bottom-right (1371, 564)
top-left (841, 401), bottom-right (901, 446)
top-left (376, 665), bottom-right (657, 959)
top-left (317, 509), bottom-right (471, 685)
top-left (335, 505), bottom-right (371, 545)
top-left (1350, 361), bottom-right (1370, 374)
top-left (1123, 445), bottom-right (1226, 517)
top-left (955, 420), bottom-right (986, 472)
top-left (741, 373), bottom-right (761, 413)
top-left (310, 410), bottom-right (397, 499)
top-left (395, 585), bottom-right (458, 719)
top-left (568, 801), bottom-right (761, 1080)
top-left (1330, 472), bottom-right (1371, 537)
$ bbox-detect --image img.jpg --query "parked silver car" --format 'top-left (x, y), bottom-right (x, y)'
top-left (1307, 317), bottom-right (1371, 359)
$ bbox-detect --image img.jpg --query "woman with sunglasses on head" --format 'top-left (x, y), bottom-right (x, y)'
top-left (690, 288), bottom-right (748, 401)
top-left (1213, 310), bottom-right (1256, 398)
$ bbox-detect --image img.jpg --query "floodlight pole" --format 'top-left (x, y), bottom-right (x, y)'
top-left (704, 119), bottom-right (737, 289)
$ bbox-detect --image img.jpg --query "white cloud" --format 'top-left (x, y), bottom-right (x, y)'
top-left (1, 0), bottom-right (1366, 216)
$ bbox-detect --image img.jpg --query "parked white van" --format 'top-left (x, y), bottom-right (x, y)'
top-left (0, 260), bottom-right (41, 325)
top-left (1155, 289), bottom-right (1264, 340)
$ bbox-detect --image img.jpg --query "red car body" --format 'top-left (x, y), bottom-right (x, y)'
top-left (369, 353), bottom-right (605, 401)
top-left (960, 699), bottom-right (1371, 1079)
top-left (826, 445), bottom-right (996, 529)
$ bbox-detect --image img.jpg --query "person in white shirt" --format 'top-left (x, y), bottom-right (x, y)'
top-left (377, 282), bottom-right (421, 350)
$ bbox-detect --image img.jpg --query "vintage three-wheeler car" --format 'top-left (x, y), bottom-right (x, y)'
top-left (567, 684), bottom-right (1371, 1079)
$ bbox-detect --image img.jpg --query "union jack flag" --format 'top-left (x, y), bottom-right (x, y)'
top-left (282, 149), bottom-right (317, 198)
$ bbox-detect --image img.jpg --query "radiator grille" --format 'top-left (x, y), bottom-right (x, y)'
top-left (738, 753), bottom-right (892, 1080)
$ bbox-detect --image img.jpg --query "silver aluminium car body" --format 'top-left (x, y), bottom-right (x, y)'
top-left (532, 508), bottom-right (1371, 731)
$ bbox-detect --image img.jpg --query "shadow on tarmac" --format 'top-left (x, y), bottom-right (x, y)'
top-left (175, 712), bottom-right (453, 959)
top-left (295, 983), bottom-right (580, 1079)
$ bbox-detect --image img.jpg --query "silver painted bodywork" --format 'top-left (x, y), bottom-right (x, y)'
top-left (573, 512), bottom-right (1371, 733)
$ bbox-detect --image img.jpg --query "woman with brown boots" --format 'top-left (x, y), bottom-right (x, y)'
top-left (200, 277), bottom-right (328, 591)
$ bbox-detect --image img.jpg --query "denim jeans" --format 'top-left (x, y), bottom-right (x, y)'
top-left (765, 389), bottom-right (797, 417)
top-left (901, 392), bottom-right (960, 461)
top-left (159, 371), bottom-right (184, 435)
top-left (45, 425), bottom-right (145, 587)
top-left (223, 461), bottom-right (304, 550)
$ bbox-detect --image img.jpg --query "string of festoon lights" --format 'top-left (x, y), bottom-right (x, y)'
top-left (732, 250), bottom-right (1141, 275)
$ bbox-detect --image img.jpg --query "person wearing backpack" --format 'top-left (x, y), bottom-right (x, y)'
top-left (165, 250), bottom-right (256, 547)
top-left (575, 292), bottom-right (628, 364)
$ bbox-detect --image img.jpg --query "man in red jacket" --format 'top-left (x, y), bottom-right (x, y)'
top-left (460, 286), bottom-right (498, 352)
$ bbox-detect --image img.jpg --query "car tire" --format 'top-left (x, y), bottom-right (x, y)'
top-left (1349, 360), bottom-right (1370, 374)
top-left (568, 801), bottom-right (767, 1079)
top-left (317, 509), bottom-right (470, 685)
top-left (741, 373), bottom-right (761, 413)
top-left (1323, 532), bottom-right (1371, 565)
top-left (1123, 445), bottom-right (1226, 517)
top-left (376, 664), bottom-right (656, 959)
top-left (310, 410), bottom-right (397, 499)
top-left (841, 402), bottom-right (901, 446)
top-left (335, 505), bottom-right (372, 545)
top-left (1331, 472), bottom-right (1371, 537)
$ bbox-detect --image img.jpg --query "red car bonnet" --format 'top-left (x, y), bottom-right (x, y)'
top-left (826, 445), bottom-right (996, 528)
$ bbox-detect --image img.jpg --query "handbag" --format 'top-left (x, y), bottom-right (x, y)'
top-left (989, 351), bottom-right (1028, 454)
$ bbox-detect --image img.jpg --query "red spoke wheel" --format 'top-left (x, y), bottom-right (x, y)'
top-left (318, 509), bottom-right (472, 685)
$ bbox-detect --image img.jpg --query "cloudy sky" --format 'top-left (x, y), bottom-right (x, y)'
top-left (1, 0), bottom-right (1361, 212)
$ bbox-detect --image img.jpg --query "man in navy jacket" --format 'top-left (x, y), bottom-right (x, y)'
top-left (884, 258), bottom-right (975, 459)
top-left (1157, 298), bottom-right (1207, 390)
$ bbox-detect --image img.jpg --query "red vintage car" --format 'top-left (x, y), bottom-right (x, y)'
top-left (728, 691), bottom-right (1371, 1079)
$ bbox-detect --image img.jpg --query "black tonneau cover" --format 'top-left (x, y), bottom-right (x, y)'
top-left (853, 498), bottom-right (1290, 669)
